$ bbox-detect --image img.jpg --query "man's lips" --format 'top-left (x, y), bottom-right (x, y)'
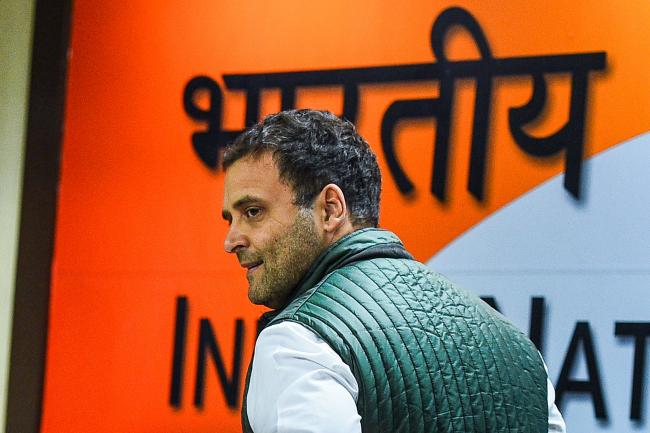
top-left (241, 260), bottom-right (263, 275)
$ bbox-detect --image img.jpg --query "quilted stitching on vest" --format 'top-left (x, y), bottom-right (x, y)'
top-left (246, 229), bottom-right (548, 433)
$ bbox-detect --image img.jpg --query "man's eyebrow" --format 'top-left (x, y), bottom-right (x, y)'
top-left (233, 195), bottom-right (262, 209)
top-left (221, 195), bottom-right (263, 221)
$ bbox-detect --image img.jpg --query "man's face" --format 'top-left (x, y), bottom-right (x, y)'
top-left (222, 152), bottom-right (325, 309)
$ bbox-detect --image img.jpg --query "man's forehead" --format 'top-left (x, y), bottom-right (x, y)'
top-left (222, 153), bottom-right (293, 207)
top-left (225, 153), bottom-right (276, 186)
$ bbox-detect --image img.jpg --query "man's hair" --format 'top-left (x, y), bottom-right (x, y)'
top-left (223, 109), bottom-right (381, 228)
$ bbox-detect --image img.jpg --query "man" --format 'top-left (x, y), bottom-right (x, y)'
top-left (221, 109), bottom-right (565, 433)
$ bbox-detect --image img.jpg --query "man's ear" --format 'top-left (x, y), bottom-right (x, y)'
top-left (316, 184), bottom-right (349, 234)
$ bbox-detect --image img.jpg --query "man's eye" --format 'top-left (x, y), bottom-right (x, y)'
top-left (244, 207), bottom-right (262, 219)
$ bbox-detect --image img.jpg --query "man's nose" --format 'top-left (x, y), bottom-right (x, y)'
top-left (224, 224), bottom-right (249, 253)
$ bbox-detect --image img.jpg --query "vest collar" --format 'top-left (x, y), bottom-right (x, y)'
top-left (293, 228), bottom-right (413, 297)
top-left (259, 228), bottom-right (413, 326)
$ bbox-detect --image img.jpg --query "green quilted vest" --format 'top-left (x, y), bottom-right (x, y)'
top-left (243, 228), bottom-right (548, 433)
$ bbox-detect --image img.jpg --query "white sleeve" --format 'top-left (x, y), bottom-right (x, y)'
top-left (246, 321), bottom-right (362, 433)
top-left (543, 356), bottom-right (567, 433)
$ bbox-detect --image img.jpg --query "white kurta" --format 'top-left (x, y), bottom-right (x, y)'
top-left (247, 321), bottom-right (567, 433)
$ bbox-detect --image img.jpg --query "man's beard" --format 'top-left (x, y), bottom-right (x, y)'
top-left (239, 209), bottom-right (324, 309)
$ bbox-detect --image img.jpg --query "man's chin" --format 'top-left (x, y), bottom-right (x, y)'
top-left (248, 289), bottom-right (286, 310)
top-left (248, 287), bottom-right (270, 307)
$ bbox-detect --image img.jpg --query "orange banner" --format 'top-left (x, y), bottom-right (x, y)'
top-left (42, 1), bottom-right (649, 431)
